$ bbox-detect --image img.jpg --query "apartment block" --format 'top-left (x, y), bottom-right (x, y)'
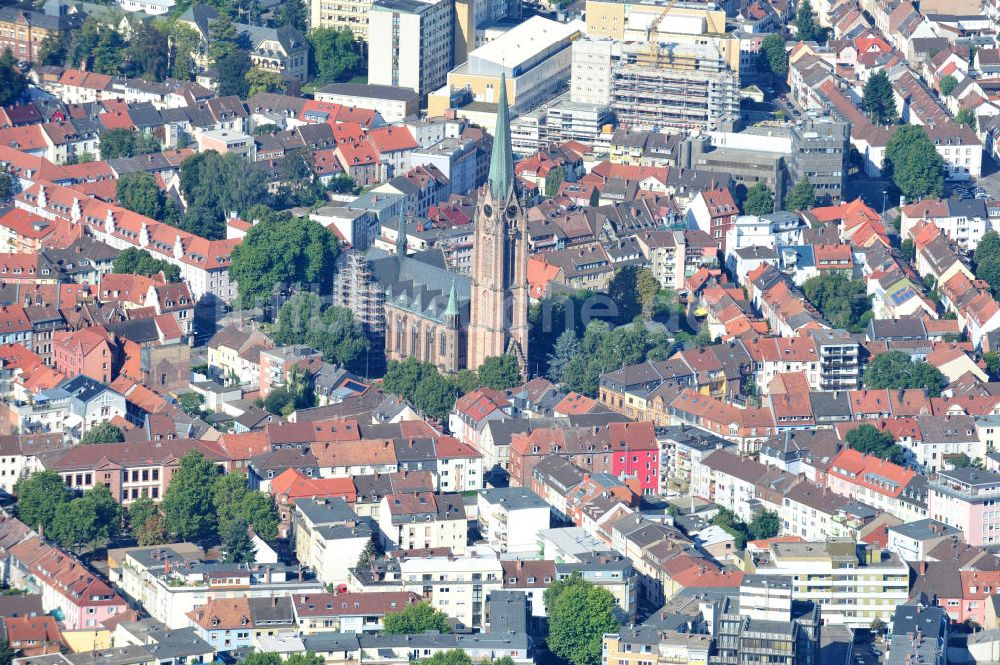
top-left (927, 468), bottom-right (1000, 546)
top-left (748, 539), bottom-right (909, 628)
top-left (368, 0), bottom-right (454, 99)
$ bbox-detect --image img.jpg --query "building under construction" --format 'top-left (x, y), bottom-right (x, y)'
top-left (610, 39), bottom-right (740, 132)
top-left (331, 250), bottom-right (387, 372)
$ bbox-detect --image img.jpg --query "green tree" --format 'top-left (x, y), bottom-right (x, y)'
top-left (802, 272), bottom-right (872, 332)
top-left (413, 371), bottom-right (459, 420)
top-left (450, 369), bottom-right (480, 395)
top-left (50, 485), bottom-right (120, 552)
top-left (743, 182), bottom-right (774, 216)
top-left (274, 0), bottom-right (308, 30)
top-left (383, 602), bottom-right (452, 634)
top-left (216, 50), bottom-right (252, 98)
top-left (871, 617), bottom-right (887, 635)
top-left (748, 510), bottom-right (781, 541)
top-left (760, 34), bottom-right (788, 77)
top-left (784, 177), bottom-right (816, 211)
top-left (178, 151), bottom-right (269, 238)
top-left (220, 518), bottom-right (256, 563)
top-left (246, 67), bottom-right (285, 96)
top-left (100, 128), bottom-right (139, 159)
top-left (544, 165), bottom-right (566, 197)
top-left (0, 638), bottom-right (14, 665)
top-left (547, 329), bottom-right (580, 383)
top-left (795, 0), bottom-right (818, 41)
top-left (985, 351), bottom-right (1000, 380)
top-left (309, 28), bottom-right (364, 83)
top-left (208, 15), bottom-right (244, 62)
top-left (846, 424), bottom-right (907, 465)
top-left (161, 452), bottom-right (221, 542)
top-left (244, 653), bottom-right (325, 665)
top-left (125, 22), bottom-right (169, 81)
top-left (949, 453), bottom-right (985, 469)
top-left (885, 125), bottom-right (945, 200)
top-left (0, 49), bottom-right (28, 107)
top-left (956, 108), bottom-right (976, 129)
top-left (80, 422), bottom-right (125, 444)
top-left (357, 538), bottom-right (376, 567)
top-left (711, 507), bottom-right (751, 549)
top-left (14, 471), bottom-right (70, 533)
top-left (328, 173), bottom-right (357, 194)
top-left (177, 392), bottom-right (207, 417)
top-left (274, 294), bottom-right (369, 369)
top-left (230, 215), bottom-right (340, 307)
top-left (478, 355), bottom-right (521, 390)
top-left (901, 238), bottom-right (915, 263)
top-left (636, 268), bottom-right (663, 318)
top-left (0, 172), bottom-right (14, 202)
top-left (212, 472), bottom-right (279, 542)
top-left (939, 75), bottom-right (957, 96)
top-left (863, 71), bottom-right (898, 125)
top-left (561, 320), bottom-right (673, 397)
top-left (117, 172), bottom-right (167, 220)
top-left (164, 21), bottom-right (201, 80)
top-left (128, 497), bottom-right (162, 544)
top-left (417, 652), bottom-right (472, 665)
top-left (38, 32), bottom-right (67, 67)
top-left (863, 350), bottom-right (947, 396)
top-left (547, 573), bottom-right (621, 665)
top-left (111, 247), bottom-right (182, 282)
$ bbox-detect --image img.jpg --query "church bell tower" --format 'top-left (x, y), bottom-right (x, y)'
top-left (467, 73), bottom-right (530, 378)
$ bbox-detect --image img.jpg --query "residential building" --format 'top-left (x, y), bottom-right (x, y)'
top-left (927, 468), bottom-right (1000, 546)
top-left (292, 498), bottom-right (374, 585)
top-left (748, 538), bottom-right (910, 628)
top-left (377, 492), bottom-right (468, 554)
top-left (477, 487), bottom-right (550, 554)
top-left (368, 0), bottom-right (454, 99)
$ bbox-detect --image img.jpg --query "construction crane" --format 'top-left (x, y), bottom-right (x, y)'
top-left (644, 0), bottom-right (682, 44)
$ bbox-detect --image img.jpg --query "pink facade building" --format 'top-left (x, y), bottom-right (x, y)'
top-left (927, 468), bottom-right (1000, 546)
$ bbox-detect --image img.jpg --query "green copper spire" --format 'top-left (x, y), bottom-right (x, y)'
top-left (395, 201), bottom-right (407, 258)
top-left (444, 279), bottom-right (458, 319)
top-left (487, 72), bottom-right (514, 198)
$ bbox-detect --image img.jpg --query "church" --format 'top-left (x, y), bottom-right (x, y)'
top-left (334, 75), bottom-right (529, 377)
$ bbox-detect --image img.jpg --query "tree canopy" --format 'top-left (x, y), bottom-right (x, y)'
top-left (802, 272), bottom-right (872, 332)
top-left (477, 355), bottom-right (521, 390)
top-left (560, 320), bottom-right (674, 396)
top-left (743, 182), bottom-right (774, 216)
top-left (544, 165), bottom-right (566, 198)
top-left (308, 28), bottom-right (364, 83)
top-left (939, 75), bottom-right (958, 97)
top-left (14, 471), bottom-right (70, 534)
top-left (975, 231), bottom-right (1000, 299)
top-left (545, 572), bottom-right (621, 665)
top-left (863, 350), bottom-right (947, 396)
top-left (885, 125), bottom-right (945, 200)
top-left (230, 214), bottom-right (340, 308)
top-left (161, 452), bottom-right (222, 542)
top-left (116, 172), bottom-right (169, 221)
top-left (99, 128), bottom-right (160, 159)
top-left (80, 422), bottom-right (125, 445)
top-left (846, 424), bottom-right (907, 465)
top-left (383, 602), bottom-right (451, 634)
top-left (178, 151), bottom-right (270, 239)
top-left (784, 177), bottom-right (816, 212)
top-left (760, 35), bottom-right (787, 77)
top-left (863, 71), bottom-right (898, 126)
top-left (273, 292), bottom-right (370, 370)
top-left (0, 49), bottom-right (28, 107)
top-left (795, 0), bottom-right (819, 42)
top-left (112, 247), bottom-right (182, 282)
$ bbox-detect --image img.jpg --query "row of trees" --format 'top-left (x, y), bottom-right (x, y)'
top-left (14, 451), bottom-right (278, 560)
top-left (272, 292), bottom-right (370, 369)
top-left (381, 355), bottom-right (522, 419)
